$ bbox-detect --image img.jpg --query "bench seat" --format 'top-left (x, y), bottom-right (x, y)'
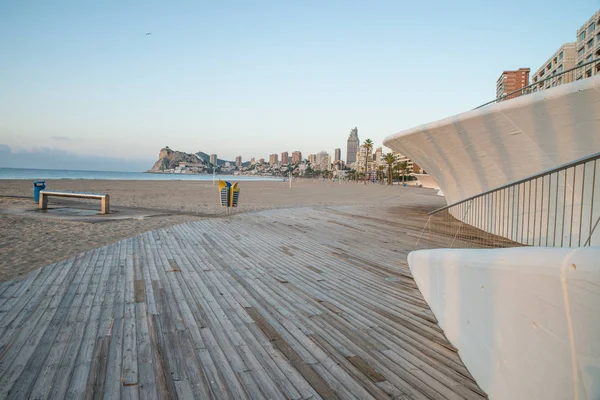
top-left (39, 190), bottom-right (110, 214)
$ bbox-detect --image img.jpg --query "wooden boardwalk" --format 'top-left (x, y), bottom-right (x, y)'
top-left (0, 205), bottom-right (486, 399)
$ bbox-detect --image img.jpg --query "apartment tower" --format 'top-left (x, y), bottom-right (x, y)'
top-left (496, 68), bottom-right (530, 99)
top-left (235, 156), bottom-right (242, 167)
top-left (291, 151), bottom-right (302, 164)
top-left (209, 154), bottom-right (218, 165)
top-left (532, 43), bottom-right (577, 91)
top-left (269, 154), bottom-right (278, 165)
top-left (346, 127), bottom-right (360, 165)
top-left (576, 10), bottom-right (600, 79)
top-left (281, 152), bottom-right (289, 165)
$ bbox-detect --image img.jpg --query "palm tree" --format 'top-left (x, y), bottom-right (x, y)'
top-left (377, 165), bottom-right (385, 184)
top-left (397, 161), bottom-right (409, 184)
top-left (383, 153), bottom-right (397, 185)
top-left (362, 138), bottom-right (374, 183)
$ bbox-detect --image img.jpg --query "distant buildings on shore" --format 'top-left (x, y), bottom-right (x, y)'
top-left (496, 9), bottom-right (600, 101)
top-left (167, 125), bottom-right (420, 179)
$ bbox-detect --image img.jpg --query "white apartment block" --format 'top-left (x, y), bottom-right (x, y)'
top-left (394, 153), bottom-right (416, 173)
top-left (316, 151), bottom-right (330, 171)
top-left (575, 10), bottom-right (600, 80)
top-left (531, 43), bottom-right (576, 92)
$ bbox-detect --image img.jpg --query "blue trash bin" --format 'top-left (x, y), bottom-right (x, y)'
top-left (33, 180), bottom-right (46, 202)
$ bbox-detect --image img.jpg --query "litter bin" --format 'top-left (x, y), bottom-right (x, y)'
top-left (33, 180), bottom-right (46, 202)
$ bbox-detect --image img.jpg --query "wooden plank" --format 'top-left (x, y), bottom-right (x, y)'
top-left (134, 280), bottom-right (146, 303)
top-left (122, 238), bottom-right (139, 388)
top-left (135, 302), bottom-right (158, 400)
top-left (147, 314), bottom-right (177, 399)
top-left (85, 335), bottom-right (111, 399)
top-left (103, 243), bottom-right (128, 399)
top-left (346, 356), bottom-right (386, 383)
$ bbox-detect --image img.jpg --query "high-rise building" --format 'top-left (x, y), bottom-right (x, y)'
top-left (292, 151), bottom-right (302, 164)
top-left (316, 151), bottom-right (330, 171)
top-left (346, 127), bottom-right (360, 165)
top-left (250, 157), bottom-right (256, 165)
top-left (258, 158), bottom-right (265, 164)
top-left (333, 148), bottom-right (342, 169)
top-left (496, 68), bottom-right (530, 100)
top-left (210, 154), bottom-right (218, 165)
top-left (281, 152), bottom-right (289, 165)
top-left (374, 147), bottom-right (383, 165)
top-left (532, 43), bottom-right (577, 92)
top-left (308, 154), bottom-right (317, 164)
top-left (235, 156), bottom-right (242, 167)
top-left (269, 154), bottom-right (278, 165)
top-left (575, 10), bottom-right (600, 80)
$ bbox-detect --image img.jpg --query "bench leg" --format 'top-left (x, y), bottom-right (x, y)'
top-left (39, 194), bottom-right (48, 210)
top-left (101, 195), bottom-right (110, 214)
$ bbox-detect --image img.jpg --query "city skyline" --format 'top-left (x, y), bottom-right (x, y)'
top-left (1, 1), bottom-right (598, 170)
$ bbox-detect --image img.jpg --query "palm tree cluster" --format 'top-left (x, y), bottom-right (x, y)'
top-left (382, 153), bottom-right (409, 185)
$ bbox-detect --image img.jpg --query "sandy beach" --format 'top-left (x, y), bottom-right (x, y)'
top-left (0, 179), bottom-right (439, 281)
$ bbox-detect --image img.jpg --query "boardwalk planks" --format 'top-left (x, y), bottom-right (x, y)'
top-left (0, 202), bottom-right (487, 399)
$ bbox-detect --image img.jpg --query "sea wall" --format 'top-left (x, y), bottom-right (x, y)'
top-left (409, 246), bottom-right (600, 399)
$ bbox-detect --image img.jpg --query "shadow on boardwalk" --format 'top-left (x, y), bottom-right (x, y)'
top-left (0, 202), bottom-right (487, 399)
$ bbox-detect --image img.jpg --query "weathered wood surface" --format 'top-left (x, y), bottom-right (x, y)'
top-left (0, 203), bottom-right (487, 399)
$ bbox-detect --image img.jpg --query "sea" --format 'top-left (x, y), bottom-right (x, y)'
top-left (0, 167), bottom-right (281, 182)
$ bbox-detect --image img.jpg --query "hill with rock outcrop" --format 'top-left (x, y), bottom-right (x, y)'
top-left (148, 147), bottom-right (248, 172)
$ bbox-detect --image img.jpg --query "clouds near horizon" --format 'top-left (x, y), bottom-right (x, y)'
top-left (0, 144), bottom-right (153, 172)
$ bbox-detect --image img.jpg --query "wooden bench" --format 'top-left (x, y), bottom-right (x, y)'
top-left (39, 190), bottom-right (110, 214)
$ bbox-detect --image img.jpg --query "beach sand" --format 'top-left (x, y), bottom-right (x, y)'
top-left (0, 179), bottom-right (439, 281)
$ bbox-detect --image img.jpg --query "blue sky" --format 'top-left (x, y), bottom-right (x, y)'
top-left (1, 0), bottom-right (598, 170)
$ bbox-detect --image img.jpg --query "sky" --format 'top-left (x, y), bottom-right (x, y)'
top-left (1, 0), bottom-right (599, 171)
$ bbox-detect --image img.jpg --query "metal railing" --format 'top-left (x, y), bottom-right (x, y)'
top-left (418, 152), bottom-right (600, 249)
top-left (476, 57), bottom-right (600, 109)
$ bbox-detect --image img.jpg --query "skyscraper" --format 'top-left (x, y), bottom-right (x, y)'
top-left (292, 151), bottom-right (302, 164)
top-left (210, 154), bottom-right (218, 165)
top-left (346, 127), bottom-right (359, 165)
top-left (235, 156), bottom-right (242, 167)
top-left (281, 152), bottom-right (289, 165)
top-left (269, 154), bottom-right (278, 165)
top-left (334, 148), bottom-right (341, 162)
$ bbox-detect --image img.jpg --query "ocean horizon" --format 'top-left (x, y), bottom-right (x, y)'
top-left (0, 167), bottom-right (281, 181)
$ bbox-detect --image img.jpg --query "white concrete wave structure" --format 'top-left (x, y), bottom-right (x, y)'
top-left (384, 75), bottom-right (600, 246)
top-left (409, 247), bottom-right (600, 400)
top-left (384, 77), bottom-right (600, 398)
